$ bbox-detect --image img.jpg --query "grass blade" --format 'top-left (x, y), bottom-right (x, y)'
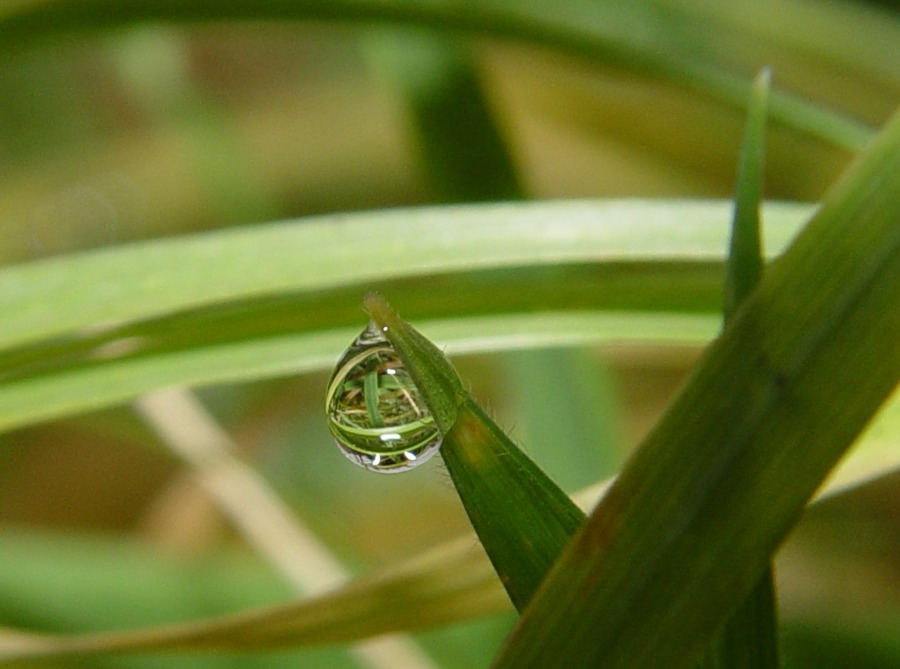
top-left (439, 400), bottom-right (585, 611)
top-left (0, 532), bottom-right (508, 663)
top-left (363, 294), bottom-right (464, 435)
top-left (0, 200), bottom-right (811, 434)
top-left (363, 30), bottom-right (577, 610)
top-left (490, 109), bottom-right (900, 668)
top-left (723, 68), bottom-right (768, 322)
top-left (0, 0), bottom-right (876, 150)
top-left (699, 66), bottom-right (779, 669)
top-left (366, 294), bottom-right (585, 610)
top-left (0, 200), bottom-right (808, 353)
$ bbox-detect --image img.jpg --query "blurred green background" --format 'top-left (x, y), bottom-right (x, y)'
top-left (0, 1), bottom-right (897, 667)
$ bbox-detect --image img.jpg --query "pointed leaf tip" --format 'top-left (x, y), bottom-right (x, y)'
top-left (363, 294), bottom-right (462, 435)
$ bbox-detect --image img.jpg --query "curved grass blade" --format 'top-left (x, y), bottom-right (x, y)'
top-left (0, 201), bottom-right (811, 435)
top-left (490, 109), bottom-right (900, 669)
top-left (0, 0), bottom-right (875, 150)
top-left (0, 534), bottom-right (509, 663)
top-left (0, 200), bottom-right (808, 353)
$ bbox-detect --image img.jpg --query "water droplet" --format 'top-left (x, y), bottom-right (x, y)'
top-left (325, 321), bottom-right (442, 473)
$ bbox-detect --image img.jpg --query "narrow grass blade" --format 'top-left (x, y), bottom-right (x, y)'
top-left (699, 67), bottom-right (779, 669)
top-left (490, 110), bottom-right (900, 668)
top-left (723, 68), bottom-right (768, 322)
top-left (366, 294), bottom-right (586, 611)
top-left (365, 34), bottom-right (582, 610)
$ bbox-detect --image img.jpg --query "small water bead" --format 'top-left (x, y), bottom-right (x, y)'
top-left (325, 321), bottom-right (443, 473)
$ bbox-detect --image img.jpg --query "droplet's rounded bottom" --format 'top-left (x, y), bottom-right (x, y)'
top-left (336, 439), bottom-right (442, 473)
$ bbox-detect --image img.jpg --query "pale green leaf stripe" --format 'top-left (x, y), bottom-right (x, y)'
top-left (0, 200), bottom-right (810, 352)
top-left (0, 312), bottom-right (718, 434)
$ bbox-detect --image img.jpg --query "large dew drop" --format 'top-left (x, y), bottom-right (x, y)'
top-left (325, 321), bottom-right (442, 473)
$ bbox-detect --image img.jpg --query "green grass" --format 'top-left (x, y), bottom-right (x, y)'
top-left (0, 2), bottom-right (897, 668)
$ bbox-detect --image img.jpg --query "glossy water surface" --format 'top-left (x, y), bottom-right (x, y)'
top-left (325, 321), bottom-right (442, 473)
